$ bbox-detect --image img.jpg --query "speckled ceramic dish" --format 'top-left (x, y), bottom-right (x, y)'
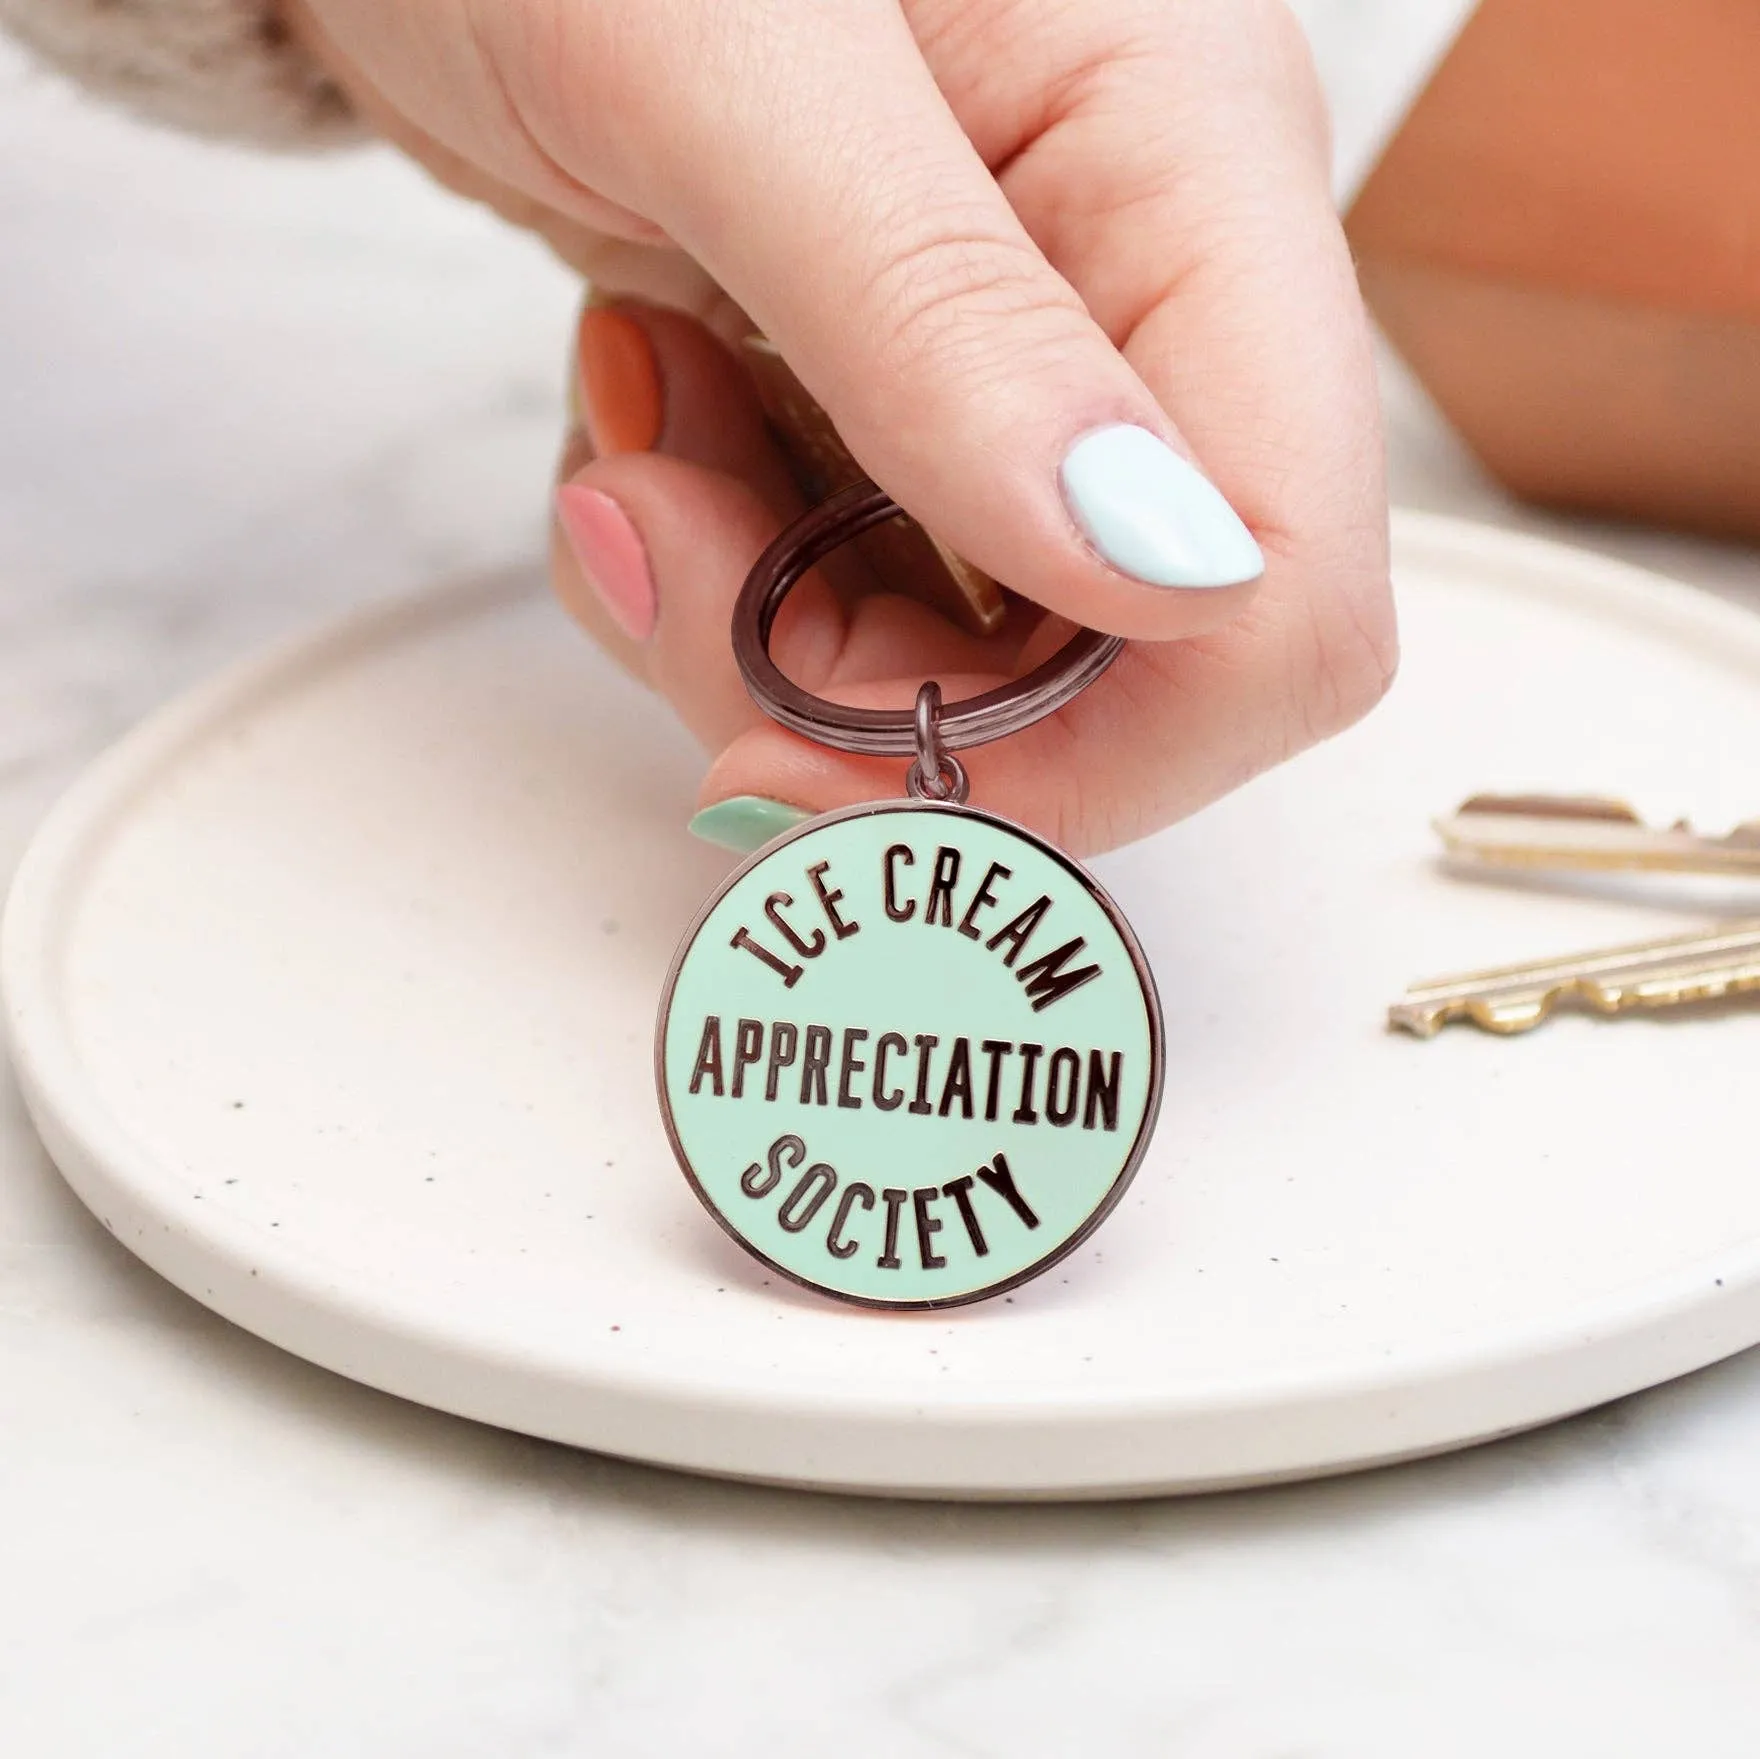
top-left (7, 512), bottom-right (1760, 1497)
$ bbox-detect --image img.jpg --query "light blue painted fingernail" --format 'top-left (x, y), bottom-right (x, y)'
top-left (688, 795), bottom-right (813, 854)
top-left (1060, 423), bottom-right (1264, 588)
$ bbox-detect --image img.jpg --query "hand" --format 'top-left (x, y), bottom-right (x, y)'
top-left (291, 0), bottom-right (1394, 854)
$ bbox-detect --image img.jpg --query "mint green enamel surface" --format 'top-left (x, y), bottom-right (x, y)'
top-left (687, 796), bottom-right (813, 854)
top-left (659, 803), bottom-right (1160, 1306)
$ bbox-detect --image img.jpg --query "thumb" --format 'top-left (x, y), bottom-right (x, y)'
top-left (609, 3), bottom-right (1265, 642)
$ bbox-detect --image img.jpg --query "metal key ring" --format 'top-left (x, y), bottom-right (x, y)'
top-left (731, 480), bottom-right (1125, 757)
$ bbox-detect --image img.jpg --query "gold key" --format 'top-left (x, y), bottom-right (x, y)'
top-left (738, 335), bottom-right (1007, 637)
top-left (1392, 793), bottom-right (1760, 1038)
top-left (1435, 793), bottom-right (1760, 876)
top-left (1390, 917), bottom-right (1760, 1038)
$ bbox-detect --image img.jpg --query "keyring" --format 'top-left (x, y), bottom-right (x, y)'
top-left (731, 480), bottom-right (1126, 757)
top-left (655, 477), bottom-right (1164, 1313)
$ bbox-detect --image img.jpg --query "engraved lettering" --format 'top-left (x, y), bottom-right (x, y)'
top-left (1012, 1043), bottom-right (1043, 1124)
top-left (912, 1187), bottom-right (947, 1270)
top-left (1017, 937), bottom-right (1103, 1013)
top-left (908, 1034), bottom-right (938, 1116)
top-left (1084, 1050), bottom-right (1122, 1132)
top-left (975, 1152), bottom-right (1039, 1230)
top-left (872, 1031), bottom-right (908, 1111)
top-left (937, 1036), bottom-right (974, 1119)
top-left (985, 894), bottom-right (1051, 967)
top-left (942, 1174), bottom-right (988, 1257)
top-left (688, 1016), bottom-right (724, 1096)
top-left (878, 1187), bottom-right (909, 1269)
top-left (764, 1021), bottom-right (798, 1101)
top-left (764, 891), bottom-right (825, 961)
top-left (808, 861), bottom-right (860, 942)
top-left (1045, 1046), bottom-right (1081, 1126)
top-left (827, 1182), bottom-right (874, 1260)
top-left (799, 1023), bottom-right (832, 1106)
top-left (883, 844), bottom-right (916, 922)
top-left (729, 1018), bottom-right (764, 1099)
top-left (740, 1132), bottom-right (804, 1199)
top-left (836, 1027), bottom-right (869, 1110)
top-left (979, 1039), bottom-right (1012, 1122)
top-left (730, 925), bottom-right (802, 988)
top-left (957, 860), bottom-right (1011, 940)
top-left (777, 1163), bottom-right (837, 1232)
top-left (924, 846), bottom-right (961, 927)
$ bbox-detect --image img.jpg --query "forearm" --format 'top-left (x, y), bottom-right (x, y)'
top-left (0, 0), bottom-right (359, 145)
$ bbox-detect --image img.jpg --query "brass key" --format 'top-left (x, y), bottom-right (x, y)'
top-left (1390, 917), bottom-right (1760, 1037)
top-left (739, 335), bottom-right (1007, 636)
top-left (1435, 794), bottom-right (1760, 877)
top-left (1393, 794), bottom-right (1760, 1038)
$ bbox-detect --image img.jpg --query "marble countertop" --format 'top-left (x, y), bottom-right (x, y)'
top-left (4, 41), bottom-right (1760, 1759)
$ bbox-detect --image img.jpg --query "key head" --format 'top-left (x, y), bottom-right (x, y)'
top-left (1455, 794), bottom-right (1642, 823)
top-left (739, 336), bottom-right (1007, 637)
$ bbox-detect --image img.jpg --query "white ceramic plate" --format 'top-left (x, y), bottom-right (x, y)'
top-left (7, 512), bottom-right (1760, 1498)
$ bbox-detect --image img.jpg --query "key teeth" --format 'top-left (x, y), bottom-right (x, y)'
top-left (1481, 996), bottom-right (1552, 1033)
top-left (1390, 977), bottom-right (1645, 1038)
top-left (1388, 995), bottom-right (1554, 1037)
top-left (1386, 1002), bottom-right (1442, 1038)
top-left (1391, 965), bottom-right (1760, 1038)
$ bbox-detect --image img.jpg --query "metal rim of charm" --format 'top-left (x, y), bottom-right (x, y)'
top-left (652, 796), bottom-right (1167, 1311)
top-left (731, 479), bottom-right (1126, 759)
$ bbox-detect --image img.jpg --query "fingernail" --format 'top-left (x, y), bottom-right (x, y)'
top-left (555, 483), bottom-right (656, 642)
top-left (688, 796), bottom-right (813, 853)
top-left (1060, 423), bottom-right (1264, 589)
top-left (575, 299), bottom-right (663, 455)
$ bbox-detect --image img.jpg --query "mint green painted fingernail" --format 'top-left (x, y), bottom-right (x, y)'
top-left (688, 796), bottom-right (813, 854)
top-left (1061, 422), bottom-right (1264, 588)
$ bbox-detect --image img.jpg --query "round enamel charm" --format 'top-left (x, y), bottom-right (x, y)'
top-left (656, 800), bottom-right (1164, 1308)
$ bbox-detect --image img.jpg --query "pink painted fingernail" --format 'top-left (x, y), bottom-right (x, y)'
top-left (555, 483), bottom-right (655, 642)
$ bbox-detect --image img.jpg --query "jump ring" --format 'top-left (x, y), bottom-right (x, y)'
top-left (905, 753), bottom-right (970, 804)
top-left (913, 681), bottom-right (945, 779)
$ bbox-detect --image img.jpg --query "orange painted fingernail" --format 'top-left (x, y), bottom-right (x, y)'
top-left (576, 301), bottom-right (663, 455)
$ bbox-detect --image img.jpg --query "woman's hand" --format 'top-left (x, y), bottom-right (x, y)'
top-left (290, 0), bottom-right (1394, 854)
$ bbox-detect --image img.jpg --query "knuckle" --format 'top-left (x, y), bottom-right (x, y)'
top-left (1103, 0), bottom-right (1333, 178)
top-left (860, 223), bottom-right (1086, 402)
